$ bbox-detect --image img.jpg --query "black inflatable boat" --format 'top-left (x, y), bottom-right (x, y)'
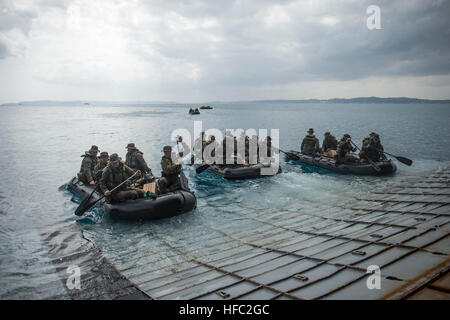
top-left (285, 150), bottom-right (397, 176)
top-left (189, 110), bottom-right (200, 115)
top-left (197, 162), bottom-right (282, 180)
top-left (66, 177), bottom-right (196, 221)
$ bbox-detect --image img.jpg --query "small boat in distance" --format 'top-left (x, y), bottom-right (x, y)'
top-left (200, 106), bottom-right (213, 110)
top-left (189, 107), bottom-right (200, 115)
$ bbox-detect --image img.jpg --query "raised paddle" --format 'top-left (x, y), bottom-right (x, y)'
top-left (74, 172), bottom-right (138, 216)
top-left (380, 150), bottom-right (413, 166)
top-left (350, 141), bottom-right (381, 172)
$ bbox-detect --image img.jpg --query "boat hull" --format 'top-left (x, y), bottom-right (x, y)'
top-left (67, 177), bottom-right (196, 221)
top-left (286, 150), bottom-right (397, 176)
top-left (197, 163), bottom-right (282, 180)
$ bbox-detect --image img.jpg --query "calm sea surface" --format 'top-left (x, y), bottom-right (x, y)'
top-left (0, 102), bottom-right (449, 298)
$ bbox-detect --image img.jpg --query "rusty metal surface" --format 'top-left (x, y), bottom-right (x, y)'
top-left (103, 167), bottom-right (450, 300)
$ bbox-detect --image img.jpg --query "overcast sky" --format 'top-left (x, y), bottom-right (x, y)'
top-left (0, 0), bottom-right (449, 103)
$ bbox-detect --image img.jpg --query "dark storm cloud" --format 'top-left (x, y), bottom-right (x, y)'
top-left (1, 0), bottom-right (449, 100)
top-left (126, 0), bottom-right (450, 89)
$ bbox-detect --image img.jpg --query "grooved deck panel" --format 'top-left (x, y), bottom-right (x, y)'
top-left (106, 167), bottom-right (450, 300)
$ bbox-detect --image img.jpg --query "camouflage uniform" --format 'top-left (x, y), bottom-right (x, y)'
top-left (204, 137), bottom-right (217, 159)
top-left (359, 141), bottom-right (382, 163)
top-left (222, 133), bottom-right (236, 165)
top-left (157, 146), bottom-right (182, 194)
top-left (360, 132), bottom-right (386, 161)
top-left (77, 146), bottom-right (99, 184)
top-left (360, 134), bottom-right (385, 162)
top-left (301, 129), bottom-right (320, 155)
top-left (336, 135), bottom-right (357, 164)
top-left (322, 133), bottom-right (338, 152)
top-left (259, 137), bottom-right (278, 163)
top-left (125, 143), bottom-right (151, 173)
top-left (93, 152), bottom-right (109, 182)
top-left (194, 133), bottom-right (206, 162)
top-left (99, 156), bottom-right (144, 203)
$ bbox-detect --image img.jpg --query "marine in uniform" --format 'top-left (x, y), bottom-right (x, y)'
top-left (336, 134), bottom-right (357, 164)
top-left (322, 132), bottom-right (338, 153)
top-left (301, 128), bottom-right (320, 155)
top-left (78, 145), bottom-right (100, 185)
top-left (157, 146), bottom-right (182, 194)
top-left (125, 143), bottom-right (152, 175)
top-left (99, 153), bottom-right (144, 203)
top-left (93, 151), bottom-right (109, 189)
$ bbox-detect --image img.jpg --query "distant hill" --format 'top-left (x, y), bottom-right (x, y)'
top-left (0, 100), bottom-right (179, 106)
top-left (1, 97), bottom-right (450, 106)
top-left (243, 97), bottom-right (450, 104)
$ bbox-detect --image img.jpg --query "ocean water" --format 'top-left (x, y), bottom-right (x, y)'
top-left (0, 102), bottom-right (449, 299)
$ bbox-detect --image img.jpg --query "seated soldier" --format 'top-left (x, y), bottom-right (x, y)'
top-left (176, 136), bottom-right (190, 158)
top-left (157, 146), bottom-right (182, 194)
top-left (93, 151), bottom-right (109, 190)
top-left (125, 143), bottom-right (153, 175)
top-left (335, 134), bottom-right (358, 165)
top-left (322, 132), bottom-right (338, 154)
top-left (193, 131), bottom-right (206, 163)
top-left (222, 131), bottom-right (235, 165)
top-left (78, 145), bottom-right (100, 185)
top-left (99, 153), bottom-right (144, 203)
top-left (301, 128), bottom-right (320, 156)
top-left (369, 132), bottom-right (387, 160)
top-left (259, 136), bottom-right (279, 164)
top-left (204, 135), bottom-right (218, 161)
top-left (359, 134), bottom-right (384, 163)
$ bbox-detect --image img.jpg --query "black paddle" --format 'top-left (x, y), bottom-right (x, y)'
top-left (380, 150), bottom-right (412, 166)
top-left (196, 163), bottom-right (212, 174)
top-left (350, 141), bottom-right (381, 172)
top-left (74, 185), bottom-right (96, 216)
top-left (179, 170), bottom-right (190, 191)
top-left (280, 149), bottom-right (300, 160)
top-left (74, 172), bottom-right (138, 216)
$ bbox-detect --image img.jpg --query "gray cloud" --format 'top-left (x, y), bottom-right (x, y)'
top-left (0, 0), bottom-right (449, 101)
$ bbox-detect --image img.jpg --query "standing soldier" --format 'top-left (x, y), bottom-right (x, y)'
top-left (336, 134), bottom-right (357, 164)
top-left (321, 132), bottom-right (338, 153)
top-left (301, 128), bottom-right (320, 156)
top-left (78, 145), bottom-right (100, 185)
top-left (99, 153), bottom-right (144, 203)
top-left (157, 146), bottom-right (182, 194)
top-left (125, 143), bottom-right (153, 175)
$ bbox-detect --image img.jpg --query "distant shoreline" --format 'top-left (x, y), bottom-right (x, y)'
top-left (1, 97), bottom-right (450, 106)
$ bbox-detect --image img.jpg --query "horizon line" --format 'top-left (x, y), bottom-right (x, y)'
top-left (2, 96), bottom-right (450, 106)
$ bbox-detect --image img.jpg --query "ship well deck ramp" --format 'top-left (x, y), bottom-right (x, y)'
top-left (86, 166), bottom-right (450, 300)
